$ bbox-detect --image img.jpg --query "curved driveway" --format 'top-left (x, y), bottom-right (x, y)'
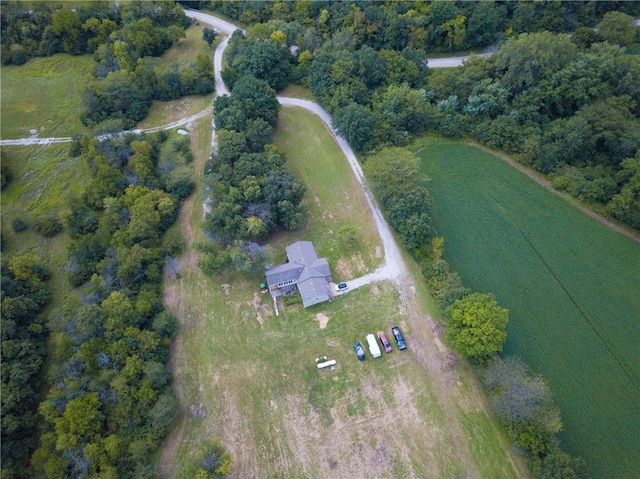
top-left (185, 9), bottom-right (407, 289)
top-left (277, 97), bottom-right (405, 288)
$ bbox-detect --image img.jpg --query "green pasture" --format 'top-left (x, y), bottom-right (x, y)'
top-left (0, 25), bottom-right (213, 140)
top-left (417, 140), bottom-right (640, 478)
top-left (164, 108), bottom-right (528, 478)
top-left (0, 144), bottom-right (90, 217)
top-left (161, 24), bottom-right (211, 65)
top-left (1, 54), bottom-right (93, 138)
top-left (135, 95), bottom-right (212, 131)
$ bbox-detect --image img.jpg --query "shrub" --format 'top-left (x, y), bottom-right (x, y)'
top-left (1, 161), bottom-right (12, 190)
top-left (445, 293), bottom-right (508, 361)
top-left (32, 213), bottom-right (63, 237)
top-left (483, 356), bottom-right (563, 456)
top-left (11, 217), bottom-right (28, 233)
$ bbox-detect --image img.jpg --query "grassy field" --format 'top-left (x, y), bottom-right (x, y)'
top-left (271, 107), bottom-right (382, 278)
top-left (0, 54), bottom-right (93, 138)
top-left (0, 25), bottom-right (213, 139)
top-left (137, 25), bottom-right (215, 130)
top-left (0, 144), bottom-right (90, 333)
top-left (279, 84), bottom-right (317, 101)
top-left (159, 108), bottom-right (530, 478)
top-left (417, 140), bottom-right (640, 478)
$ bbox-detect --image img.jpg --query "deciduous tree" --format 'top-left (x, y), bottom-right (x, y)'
top-left (445, 293), bottom-right (508, 360)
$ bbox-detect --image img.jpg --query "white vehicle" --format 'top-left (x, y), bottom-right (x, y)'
top-left (366, 333), bottom-right (381, 358)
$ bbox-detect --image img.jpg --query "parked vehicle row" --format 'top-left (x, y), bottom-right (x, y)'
top-left (353, 326), bottom-right (406, 360)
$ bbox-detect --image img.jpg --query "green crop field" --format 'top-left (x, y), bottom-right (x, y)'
top-left (1, 54), bottom-right (93, 139)
top-left (417, 140), bottom-right (640, 478)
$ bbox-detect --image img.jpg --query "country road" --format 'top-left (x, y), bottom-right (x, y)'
top-left (425, 52), bottom-right (491, 68)
top-left (2, 7), bottom-right (637, 250)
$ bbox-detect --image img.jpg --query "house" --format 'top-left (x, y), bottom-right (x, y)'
top-left (264, 241), bottom-right (332, 308)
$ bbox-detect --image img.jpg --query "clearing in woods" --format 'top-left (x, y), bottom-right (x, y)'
top-left (159, 107), bottom-right (530, 478)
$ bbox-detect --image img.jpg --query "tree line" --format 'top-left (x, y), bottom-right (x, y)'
top-left (32, 132), bottom-right (185, 478)
top-left (363, 146), bottom-right (586, 478)
top-left (197, 0), bottom-right (640, 231)
top-left (197, 0), bottom-right (636, 53)
top-left (1, 126), bottom-right (231, 477)
top-left (1, 254), bottom-right (51, 478)
top-left (427, 27), bottom-right (640, 230)
top-left (1, 2), bottom-right (187, 65)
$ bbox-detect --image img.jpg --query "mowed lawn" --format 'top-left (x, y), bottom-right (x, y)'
top-left (1, 54), bottom-right (93, 138)
top-left (271, 107), bottom-right (381, 277)
top-left (161, 109), bottom-right (528, 479)
top-left (418, 141), bottom-right (640, 478)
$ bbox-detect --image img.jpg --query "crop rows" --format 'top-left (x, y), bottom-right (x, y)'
top-left (418, 142), bottom-right (640, 478)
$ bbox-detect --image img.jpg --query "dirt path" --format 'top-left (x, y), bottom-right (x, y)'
top-left (467, 141), bottom-right (640, 243)
top-left (158, 113), bottom-right (211, 477)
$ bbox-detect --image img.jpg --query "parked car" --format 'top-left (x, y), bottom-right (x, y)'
top-left (366, 333), bottom-right (382, 358)
top-left (378, 331), bottom-right (392, 353)
top-left (391, 326), bottom-right (406, 350)
top-left (337, 282), bottom-right (348, 291)
top-left (353, 342), bottom-right (366, 361)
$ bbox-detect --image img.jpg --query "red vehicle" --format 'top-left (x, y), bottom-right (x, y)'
top-left (377, 331), bottom-right (393, 353)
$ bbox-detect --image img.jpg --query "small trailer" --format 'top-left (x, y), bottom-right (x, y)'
top-left (366, 333), bottom-right (381, 358)
top-left (317, 359), bottom-right (337, 369)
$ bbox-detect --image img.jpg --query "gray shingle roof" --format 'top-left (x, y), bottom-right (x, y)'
top-left (265, 262), bottom-right (304, 286)
top-left (265, 241), bottom-right (332, 308)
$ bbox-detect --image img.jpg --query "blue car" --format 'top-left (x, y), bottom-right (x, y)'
top-left (353, 342), bottom-right (366, 361)
top-left (391, 326), bottom-right (406, 350)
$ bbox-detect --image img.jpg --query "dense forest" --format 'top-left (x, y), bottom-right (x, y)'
top-left (0, 2), bottom-right (225, 477)
top-left (195, 0), bottom-right (640, 231)
top-left (1, 1), bottom-right (214, 129)
top-left (1, 129), bottom-right (196, 478)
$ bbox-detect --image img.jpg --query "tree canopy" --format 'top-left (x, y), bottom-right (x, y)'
top-left (445, 292), bottom-right (509, 360)
top-left (21, 130), bottom-right (211, 478)
top-left (205, 0), bottom-right (640, 230)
